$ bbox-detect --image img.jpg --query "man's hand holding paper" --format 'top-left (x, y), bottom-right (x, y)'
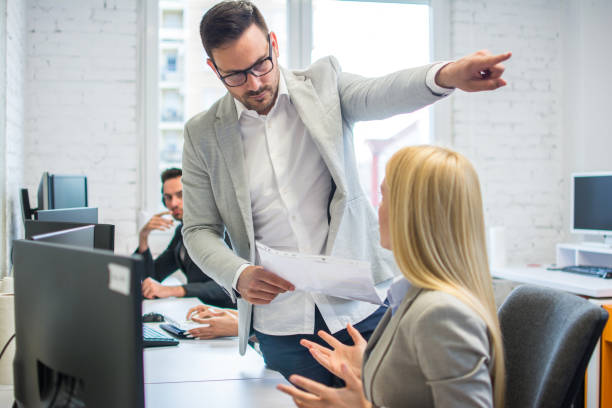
top-left (255, 243), bottom-right (383, 305)
top-left (236, 265), bottom-right (295, 304)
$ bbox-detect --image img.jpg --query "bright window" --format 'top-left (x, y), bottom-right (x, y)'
top-left (312, 0), bottom-right (431, 206)
top-left (157, 0), bottom-right (288, 175)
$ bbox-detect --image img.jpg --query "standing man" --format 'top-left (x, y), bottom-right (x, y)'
top-left (182, 1), bottom-right (510, 385)
top-left (137, 168), bottom-right (235, 309)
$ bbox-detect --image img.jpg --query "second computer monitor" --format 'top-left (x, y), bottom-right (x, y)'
top-left (35, 207), bottom-right (98, 224)
top-left (572, 172), bottom-right (612, 236)
top-left (24, 220), bottom-right (114, 251)
top-left (37, 172), bottom-right (88, 210)
top-left (30, 225), bottom-right (95, 249)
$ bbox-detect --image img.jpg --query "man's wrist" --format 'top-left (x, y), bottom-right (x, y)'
top-left (425, 61), bottom-right (454, 96)
top-left (433, 61), bottom-right (455, 90)
top-left (163, 286), bottom-right (186, 298)
top-left (138, 232), bottom-right (150, 253)
top-left (175, 286), bottom-right (187, 297)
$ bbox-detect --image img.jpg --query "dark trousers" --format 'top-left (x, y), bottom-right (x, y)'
top-left (254, 305), bottom-right (387, 386)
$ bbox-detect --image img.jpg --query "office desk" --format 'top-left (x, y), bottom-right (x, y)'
top-left (492, 266), bottom-right (612, 408)
top-left (142, 297), bottom-right (293, 408)
top-left (492, 266), bottom-right (612, 298)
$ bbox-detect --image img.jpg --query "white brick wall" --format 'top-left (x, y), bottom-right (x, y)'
top-left (2, 0), bottom-right (27, 275)
top-left (24, 0), bottom-right (141, 254)
top-left (449, 0), bottom-right (565, 264)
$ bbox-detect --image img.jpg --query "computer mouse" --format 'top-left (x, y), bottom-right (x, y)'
top-left (142, 312), bottom-right (165, 323)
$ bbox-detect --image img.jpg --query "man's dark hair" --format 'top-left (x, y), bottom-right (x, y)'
top-left (161, 168), bottom-right (182, 184)
top-left (200, 1), bottom-right (269, 60)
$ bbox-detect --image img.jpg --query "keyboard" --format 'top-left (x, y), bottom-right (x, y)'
top-left (143, 325), bottom-right (179, 347)
top-left (560, 265), bottom-right (612, 279)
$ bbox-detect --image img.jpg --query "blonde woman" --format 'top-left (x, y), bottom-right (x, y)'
top-left (278, 145), bottom-right (505, 408)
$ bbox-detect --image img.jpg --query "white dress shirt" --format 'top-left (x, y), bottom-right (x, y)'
top-left (232, 65), bottom-right (453, 336)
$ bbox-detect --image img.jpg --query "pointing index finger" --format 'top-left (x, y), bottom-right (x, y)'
top-left (480, 51), bottom-right (512, 67)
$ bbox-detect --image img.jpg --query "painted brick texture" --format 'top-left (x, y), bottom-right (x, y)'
top-left (449, 0), bottom-right (565, 264)
top-left (24, 0), bottom-right (140, 254)
top-left (4, 0), bottom-right (27, 274)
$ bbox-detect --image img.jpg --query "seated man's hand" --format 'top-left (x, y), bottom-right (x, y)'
top-left (141, 277), bottom-right (185, 299)
top-left (138, 211), bottom-right (174, 253)
top-left (236, 265), bottom-right (295, 305)
top-left (435, 50), bottom-right (512, 92)
top-left (186, 308), bottom-right (238, 339)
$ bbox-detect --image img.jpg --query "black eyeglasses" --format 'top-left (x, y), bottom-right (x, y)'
top-left (212, 34), bottom-right (274, 87)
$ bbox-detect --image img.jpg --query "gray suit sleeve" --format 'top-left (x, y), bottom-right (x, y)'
top-left (181, 123), bottom-right (247, 296)
top-left (413, 301), bottom-right (494, 408)
top-left (334, 57), bottom-right (444, 124)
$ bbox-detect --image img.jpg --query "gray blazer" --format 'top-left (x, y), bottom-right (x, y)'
top-left (181, 56), bottom-right (445, 354)
top-left (362, 286), bottom-right (494, 408)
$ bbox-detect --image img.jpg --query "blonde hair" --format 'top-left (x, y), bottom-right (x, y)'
top-left (385, 145), bottom-right (505, 407)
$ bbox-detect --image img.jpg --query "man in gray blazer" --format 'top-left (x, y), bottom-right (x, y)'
top-left (182, 0), bottom-right (510, 385)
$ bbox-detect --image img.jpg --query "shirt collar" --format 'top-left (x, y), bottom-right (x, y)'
top-left (387, 275), bottom-right (412, 315)
top-left (234, 71), bottom-right (289, 119)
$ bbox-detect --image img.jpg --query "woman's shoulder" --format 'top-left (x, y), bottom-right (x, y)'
top-left (401, 289), bottom-right (489, 341)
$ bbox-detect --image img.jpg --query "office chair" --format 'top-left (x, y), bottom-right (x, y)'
top-left (498, 285), bottom-right (608, 408)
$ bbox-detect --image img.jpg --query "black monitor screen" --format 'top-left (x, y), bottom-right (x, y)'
top-left (24, 220), bottom-right (115, 251)
top-left (573, 175), bottom-right (612, 232)
top-left (50, 175), bottom-right (87, 209)
top-left (31, 225), bottom-right (95, 248)
top-left (12, 240), bottom-right (145, 407)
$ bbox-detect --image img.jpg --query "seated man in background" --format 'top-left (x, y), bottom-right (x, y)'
top-left (136, 168), bottom-right (236, 309)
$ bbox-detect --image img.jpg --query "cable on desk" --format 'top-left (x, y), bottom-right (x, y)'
top-left (0, 333), bottom-right (15, 360)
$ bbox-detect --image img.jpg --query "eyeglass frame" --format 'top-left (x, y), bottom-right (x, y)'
top-left (211, 34), bottom-right (274, 87)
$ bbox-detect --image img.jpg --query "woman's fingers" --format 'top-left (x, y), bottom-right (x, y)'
top-left (346, 324), bottom-right (366, 346)
top-left (317, 330), bottom-right (343, 349)
top-left (300, 339), bottom-right (332, 356)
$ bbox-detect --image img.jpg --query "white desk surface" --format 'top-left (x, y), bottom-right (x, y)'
top-left (0, 298), bottom-right (292, 407)
top-left (492, 266), bottom-right (612, 298)
top-left (142, 297), bottom-right (291, 406)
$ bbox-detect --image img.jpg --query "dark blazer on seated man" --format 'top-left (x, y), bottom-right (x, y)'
top-left (136, 168), bottom-right (235, 309)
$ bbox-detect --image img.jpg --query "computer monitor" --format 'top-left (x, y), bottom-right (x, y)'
top-left (24, 220), bottom-right (115, 251)
top-left (571, 172), bottom-right (612, 244)
top-left (19, 189), bottom-right (34, 222)
top-left (30, 225), bottom-right (95, 248)
top-left (35, 207), bottom-right (98, 224)
top-left (12, 240), bottom-right (145, 407)
top-left (37, 172), bottom-right (88, 210)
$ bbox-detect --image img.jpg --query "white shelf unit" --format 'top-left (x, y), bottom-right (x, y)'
top-left (556, 243), bottom-right (612, 268)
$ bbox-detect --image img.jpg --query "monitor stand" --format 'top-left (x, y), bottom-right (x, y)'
top-left (38, 361), bottom-right (85, 407)
top-left (580, 235), bottom-right (612, 249)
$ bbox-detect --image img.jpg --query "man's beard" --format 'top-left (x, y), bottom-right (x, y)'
top-left (240, 84), bottom-right (277, 114)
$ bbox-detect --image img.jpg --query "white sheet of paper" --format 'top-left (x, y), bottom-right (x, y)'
top-left (256, 242), bottom-right (383, 305)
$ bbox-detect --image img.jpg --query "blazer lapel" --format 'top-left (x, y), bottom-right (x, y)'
top-left (214, 94), bottom-right (255, 261)
top-left (364, 286), bottom-right (424, 394)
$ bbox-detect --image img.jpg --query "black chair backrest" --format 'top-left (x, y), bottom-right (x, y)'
top-left (498, 285), bottom-right (608, 408)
